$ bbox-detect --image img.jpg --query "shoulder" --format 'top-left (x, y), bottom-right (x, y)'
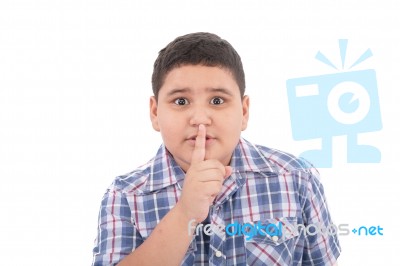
top-left (106, 160), bottom-right (154, 195)
top-left (249, 143), bottom-right (328, 206)
top-left (104, 144), bottom-right (182, 195)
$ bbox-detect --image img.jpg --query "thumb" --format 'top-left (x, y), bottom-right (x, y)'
top-left (224, 166), bottom-right (232, 179)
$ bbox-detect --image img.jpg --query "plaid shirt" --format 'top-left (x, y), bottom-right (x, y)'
top-left (92, 138), bottom-right (341, 265)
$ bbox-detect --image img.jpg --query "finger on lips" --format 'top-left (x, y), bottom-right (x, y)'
top-left (191, 124), bottom-right (206, 164)
top-left (190, 124), bottom-right (231, 180)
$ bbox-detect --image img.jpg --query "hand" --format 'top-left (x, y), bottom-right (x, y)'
top-left (176, 124), bottom-right (232, 223)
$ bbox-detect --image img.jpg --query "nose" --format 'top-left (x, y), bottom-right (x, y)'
top-left (189, 105), bottom-right (212, 126)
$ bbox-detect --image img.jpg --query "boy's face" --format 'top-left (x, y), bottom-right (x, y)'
top-left (150, 65), bottom-right (249, 172)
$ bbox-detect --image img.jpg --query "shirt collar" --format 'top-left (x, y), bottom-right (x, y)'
top-left (141, 137), bottom-right (278, 193)
top-left (230, 138), bottom-right (277, 174)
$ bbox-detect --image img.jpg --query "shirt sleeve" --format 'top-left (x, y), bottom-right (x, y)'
top-left (301, 167), bottom-right (341, 266)
top-left (92, 189), bottom-right (143, 266)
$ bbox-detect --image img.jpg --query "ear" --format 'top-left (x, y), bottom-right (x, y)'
top-left (241, 95), bottom-right (250, 131)
top-left (149, 96), bottom-right (160, 132)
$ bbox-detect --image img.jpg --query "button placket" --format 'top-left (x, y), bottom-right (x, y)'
top-left (209, 206), bottom-right (226, 265)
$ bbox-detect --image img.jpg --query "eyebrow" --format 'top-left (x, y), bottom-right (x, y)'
top-left (166, 88), bottom-right (191, 97)
top-left (166, 87), bottom-right (234, 97)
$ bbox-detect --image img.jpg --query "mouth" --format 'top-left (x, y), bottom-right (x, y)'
top-left (187, 135), bottom-right (215, 141)
top-left (186, 135), bottom-right (216, 146)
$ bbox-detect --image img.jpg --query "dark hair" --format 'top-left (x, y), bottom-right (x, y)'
top-left (151, 32), bottom-right (245, 100)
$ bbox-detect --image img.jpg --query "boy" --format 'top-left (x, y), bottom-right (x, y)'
top-left (92, 32), bottom-right (341, 265)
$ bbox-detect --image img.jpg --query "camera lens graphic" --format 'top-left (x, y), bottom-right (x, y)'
top-left (327, 81), bottom-right (371, 125)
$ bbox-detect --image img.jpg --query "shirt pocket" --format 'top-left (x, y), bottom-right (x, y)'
top-left (244, 217), bottom-right (300, 265)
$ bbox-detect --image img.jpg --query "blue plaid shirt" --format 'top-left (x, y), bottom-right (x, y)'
top-left (92, 138), bottom-right (341, 265)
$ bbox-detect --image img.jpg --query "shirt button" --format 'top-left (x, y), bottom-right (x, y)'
top-left (272, 236), bottom-right (279, 242)
top-left (215, 250), bottom-right (222, 257)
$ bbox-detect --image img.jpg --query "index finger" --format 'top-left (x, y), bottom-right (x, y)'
top-left (191, 124), bottom-right (206, 164)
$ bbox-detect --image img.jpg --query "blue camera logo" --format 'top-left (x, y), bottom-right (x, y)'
top-left (286, 40), bottom-right (382, 167)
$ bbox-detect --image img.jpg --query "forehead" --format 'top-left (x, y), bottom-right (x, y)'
top-left (159, 65), bottom-right (240, 97)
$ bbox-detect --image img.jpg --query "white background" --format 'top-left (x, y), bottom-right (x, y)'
top-left (1, 0), bottom-right (399, 265)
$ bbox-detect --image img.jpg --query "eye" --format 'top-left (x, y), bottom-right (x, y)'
top-left (174, 98), bottom-right (189, 105)
top-left (210, 97), bottom-right (224, 105)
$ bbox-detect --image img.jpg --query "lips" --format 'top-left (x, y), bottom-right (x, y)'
top-left (186, 134), bottom-right (216, 146)
top-left (187, 135), bottom-right (215, 141)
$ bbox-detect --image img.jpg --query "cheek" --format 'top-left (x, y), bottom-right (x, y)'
top-left (159, 118), bottom-right (184, 141)
top-left (219, 113), bottom-right (244, 131)
top-left (216, 122), bottom-right (242, 146)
